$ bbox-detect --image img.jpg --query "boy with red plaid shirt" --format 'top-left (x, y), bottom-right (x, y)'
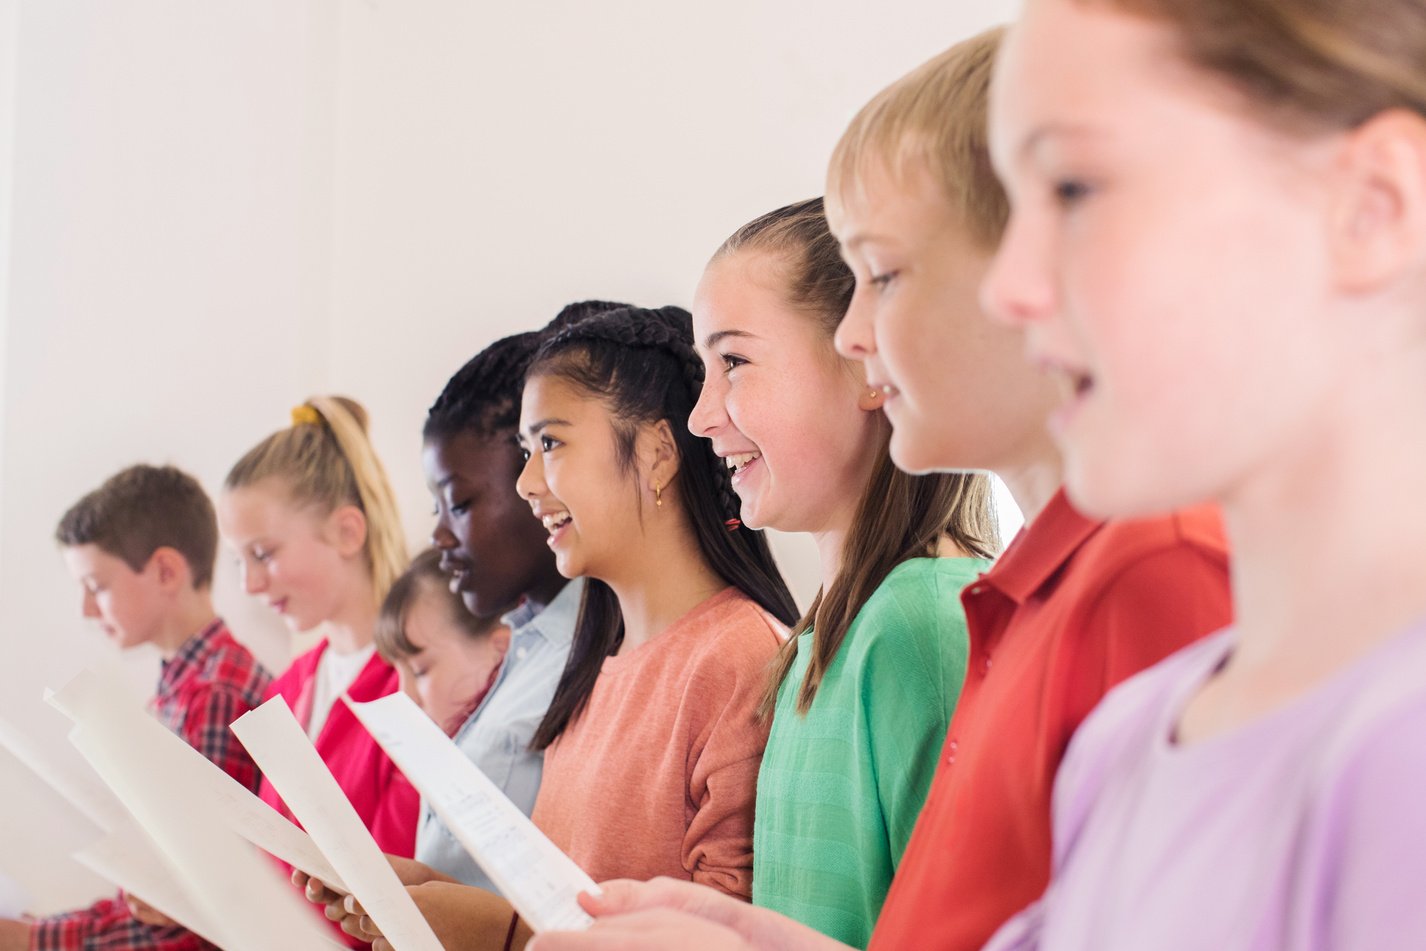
top-left (0, 465), bottom-right (271, 951)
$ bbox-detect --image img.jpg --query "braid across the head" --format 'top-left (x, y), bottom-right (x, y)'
top-left (425, 301), bottom-right (634, 443)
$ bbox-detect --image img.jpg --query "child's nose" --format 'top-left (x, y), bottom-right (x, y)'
top-left (242, 561), bottom-right (266, 595)
top-left (688, 374), bottom-right (728, 437)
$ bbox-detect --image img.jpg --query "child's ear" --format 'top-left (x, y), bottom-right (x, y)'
top-left (326, 504), bottom-right (370, 559)
top-left (148, 547), bottom-right (191, 592)
top-left (1329, 108), bottom-right (1426, 293)
top-left (642, 419), bottom-right (682, 502)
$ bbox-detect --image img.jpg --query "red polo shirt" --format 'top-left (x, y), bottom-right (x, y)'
top-left (870, 490), bottom-right (1231, 951)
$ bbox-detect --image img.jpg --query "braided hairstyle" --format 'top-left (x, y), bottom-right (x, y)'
top-left (425, 302), bottom-right (634, 445)
top-left (526, 304), bottom-right (799, 750)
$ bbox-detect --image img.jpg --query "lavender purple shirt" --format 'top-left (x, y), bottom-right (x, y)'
top-left (985, 621), bottom-right (1426, 951)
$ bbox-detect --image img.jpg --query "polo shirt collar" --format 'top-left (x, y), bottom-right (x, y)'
top-left (986, 488), bottom-right (1104, 604)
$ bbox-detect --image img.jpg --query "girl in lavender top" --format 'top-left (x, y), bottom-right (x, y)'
top-left (976, 0), bottom-right (1426, 947)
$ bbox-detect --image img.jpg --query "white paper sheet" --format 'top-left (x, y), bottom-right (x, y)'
top-left (231, 696), bottom-right (444, 951)
top-left (49, 668), bottom-right (341, 950)
top-left (345, 692), bottom-right (599, 933)
top-left (72, 819), bottom-right (230, 948)
top-left (0, 711), bottom-right (127, 830)
top-left (41, 670), bottom-right (348, 892)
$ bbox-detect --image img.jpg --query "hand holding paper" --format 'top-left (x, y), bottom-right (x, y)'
top-left (345, 692), bottom-right (598, 933)
top-left (231, 696), bottom-right (444, 951)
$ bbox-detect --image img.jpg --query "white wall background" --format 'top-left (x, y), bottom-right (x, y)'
top-left (0, 0), bottom-right (1017, 912)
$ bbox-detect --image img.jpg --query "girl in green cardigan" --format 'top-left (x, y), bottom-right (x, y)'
top-left (686, 197), bottom-right (999, 948)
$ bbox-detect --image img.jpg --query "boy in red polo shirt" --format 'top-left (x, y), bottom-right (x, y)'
top-left (521, 28), bottom-right (1232, 951)
top-left (0, 465), bottom-right (271, 951)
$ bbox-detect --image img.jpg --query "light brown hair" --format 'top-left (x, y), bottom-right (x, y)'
top-left (57, 464), bottom-right (219, 589)
top-left (224, 396), bottom-right (408, 606)
top-left (375, 549), bottom-right (500, 662)
top-left (1085, 0), bottom-right (1426, 134)
top-left (717, 198), bottom-right (1000, 716)
top-left (827, 26), bottom-right (1008, 249)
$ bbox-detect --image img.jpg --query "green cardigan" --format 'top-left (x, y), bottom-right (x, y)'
top-left (752, 556), bottom-right (987, 948)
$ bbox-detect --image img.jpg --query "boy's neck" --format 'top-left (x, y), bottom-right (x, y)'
top-left (995, 446), bottom-right (1064, 528)
top-left (154, 591), bottom-right (220, 660)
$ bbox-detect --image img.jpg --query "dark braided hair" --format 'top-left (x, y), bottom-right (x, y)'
top-left (424, 301), bottom-right (634, 444)
top-left (526, 304), bottom-right (799, 750)
top-left (424, 331), bottom-right (542, 443)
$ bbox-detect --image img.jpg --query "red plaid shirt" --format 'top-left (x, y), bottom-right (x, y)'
top-left (31, 619), bottom-right (272, 951)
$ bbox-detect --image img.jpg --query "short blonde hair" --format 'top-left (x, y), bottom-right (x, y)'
top-left (827, 26), bottom-right (1007, 249)
top-left (225, 396), bottom-right (408, 607)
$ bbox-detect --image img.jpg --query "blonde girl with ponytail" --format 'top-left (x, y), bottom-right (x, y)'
top-left (217, 396), bottom-right (420, 927)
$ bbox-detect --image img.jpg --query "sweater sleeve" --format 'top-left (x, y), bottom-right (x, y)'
top-left (681, 619), bottom-right (778, 900)
top-left (862, 581), bottom-right (969, 864)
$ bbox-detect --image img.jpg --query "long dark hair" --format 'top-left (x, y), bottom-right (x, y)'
top-left (527, 305), bottom-right (799, 750)
top-left (717, 197), bottom-right (1000, 716)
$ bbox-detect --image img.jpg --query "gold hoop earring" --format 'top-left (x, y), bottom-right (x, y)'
top-left (655, 482), bottom-right (663, 507)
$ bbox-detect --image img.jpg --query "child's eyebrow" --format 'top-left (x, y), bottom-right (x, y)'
top-left (704, 329), bottom-right (756, 350)
top-left (524, 417), bottom-right (572, 436)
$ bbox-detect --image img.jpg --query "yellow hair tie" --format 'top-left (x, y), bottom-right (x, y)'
top-left (290, 404), bottom-right (322, 427)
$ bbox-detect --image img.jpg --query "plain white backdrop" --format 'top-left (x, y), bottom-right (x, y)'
top-left (0, 0), bottom-right (1018, 910)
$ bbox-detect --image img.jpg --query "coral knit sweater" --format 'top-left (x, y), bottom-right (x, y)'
top-left (531, 587), bottom-right (784, 899)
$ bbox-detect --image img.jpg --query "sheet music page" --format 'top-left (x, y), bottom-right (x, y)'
top-left (42, 672), bottom-right (348, 891)
top-left (49, 668), bottom-right (341, 950)
top-left (231, 696), bottom-right (444, 951)
top-left (345, 692), bottom-right (598, 933)
top-left (0, 712), bottom-right (127, 831)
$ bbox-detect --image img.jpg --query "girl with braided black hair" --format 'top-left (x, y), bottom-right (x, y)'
top-left (354, 304), bottom-right (797, 951)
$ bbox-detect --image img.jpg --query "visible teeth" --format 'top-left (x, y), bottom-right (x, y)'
top-left (541, 512), bottom-right (571, 533)
top-left (726, 451), bottom-right (761, 472)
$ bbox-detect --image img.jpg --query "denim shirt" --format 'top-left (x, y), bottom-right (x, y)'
top-left (414, 577), bottom-right (583, 890)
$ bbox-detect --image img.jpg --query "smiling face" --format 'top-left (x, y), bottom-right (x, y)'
top-left (394, 580), bottom-right (509, 735)
top-left (982, 0), bottom-right (1346, 517)
top-left (62, 543), bottom-right (167, 649)
top-left (830, 159), bottom-right (1060, 476)
top-left (217, 479), bottom-right (355, 632)
top-left (423, 430), bottom-right (557, 620)
top-left (688, 249), bottom-right (880, 534)
top-left (516, 374), bottom-right (650, 581)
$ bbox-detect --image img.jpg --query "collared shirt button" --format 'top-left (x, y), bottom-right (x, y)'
top-left (946, 739), bottom-right (959, 764)
top-left (982, 656), bottom-right (993, 675)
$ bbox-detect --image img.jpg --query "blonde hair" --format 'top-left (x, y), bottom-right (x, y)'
top-left (224, 396), bottom-right (408, 606)
top-left (827, 26), bottom-right (1007, 249)
top-left (1088, 0), bottom-right (1426, 133)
